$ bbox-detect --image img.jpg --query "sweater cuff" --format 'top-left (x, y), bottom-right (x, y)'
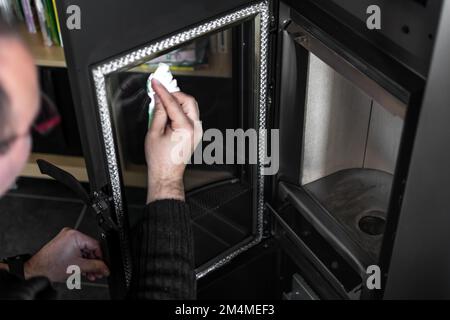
top-left (129, 199), bottom-right (196, 300)
top-left (145, 199), bottom-right (190, 218)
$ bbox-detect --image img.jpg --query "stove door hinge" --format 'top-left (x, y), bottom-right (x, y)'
top-left (267, 89), bottom-right (274, 113)
top-left (262, 204), bottom-right (273, 239)
top-left (269, 14), bottom-right (277, 33)
top-left (91, 191), bottom-right (119, 234)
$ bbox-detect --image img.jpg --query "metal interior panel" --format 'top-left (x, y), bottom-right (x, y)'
top-left (304, 168), bottom-right (393, 261)
top-left (284, 0), bottom-right (443, 77)
top-left (364, 101), bottom-right (403, 174)
top-left (325, 0), bottom-right (441, 72)
top-left (286, 18), bottom-right (408, 118)
top-left (301, 53), bottom-right (372, 185)
top-left (301, 54), bottom-right (405, 184)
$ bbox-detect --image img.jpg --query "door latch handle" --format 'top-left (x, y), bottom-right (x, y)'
top-left (37, 159), bottom-right (119, 233)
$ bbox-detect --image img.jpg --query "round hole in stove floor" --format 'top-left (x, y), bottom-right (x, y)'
top-left (358, 214), bottom-right (386, 236)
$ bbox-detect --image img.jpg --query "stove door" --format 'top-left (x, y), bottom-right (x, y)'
top-left (58, 0), bottom-right (272, 297)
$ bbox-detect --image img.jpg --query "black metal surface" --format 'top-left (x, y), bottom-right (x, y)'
top-left (284, 1), bottom-right (424, 104)
top-left (33, 68), bottom-right (82, 156)
top-left (278, 182), bottom-right (372, 276)
top-left (304, 169), bottom-right (392, 261)
top-left (269, 203), bottom-right (353, 298)
top-left (36, 160), bottom-right (89, 203)
top-left (382, 0), bottom-right (450, 299)
top-left (283, 0), bottom-right (442, 78)
top-left (283, 274), bottom-right (319, 300)
top-left (197, 239), bottom-right (280, 300)
top-left (286, 20), bottom-right (406, 117)
top-left (275, 7), bottom-right (308, 185)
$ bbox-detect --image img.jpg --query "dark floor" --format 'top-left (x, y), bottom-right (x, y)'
top-left (0, 177), bottom-right (110, 300)
top-left (0, 177), bottom-right (253, 299)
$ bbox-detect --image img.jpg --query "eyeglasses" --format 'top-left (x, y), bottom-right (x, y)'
top-left (0, 91), bottom-right (61, 155)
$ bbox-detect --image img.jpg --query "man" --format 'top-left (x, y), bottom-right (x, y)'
top-left (0, 17), bottom-right (201, 299)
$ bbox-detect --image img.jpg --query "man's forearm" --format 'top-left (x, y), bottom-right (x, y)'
top-left (147, 177), bottom-right (185, 204)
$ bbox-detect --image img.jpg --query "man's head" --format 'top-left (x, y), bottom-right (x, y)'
top-left (0, 17), bottom-right (40, 196)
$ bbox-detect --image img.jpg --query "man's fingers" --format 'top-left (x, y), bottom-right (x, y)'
top-left (149, 95), bottom-right (168, 135)
top-left (151, 79), bottom-right (189, 126)
top-left (85, 272), bottom-right (104, 281)
top-left (73, 231), bottom-right (103, 259)
top-left (78, 259), bottom-right (110, 276)
top-left (172, 92), bottom-right (200, 122)
top-left (86, 273), bottom-right (96, 282)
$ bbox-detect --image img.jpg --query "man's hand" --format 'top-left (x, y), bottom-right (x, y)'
top-left (145, 79), bottom-right (202, 203)
top-left (24, 228), bottom-right (110, 282)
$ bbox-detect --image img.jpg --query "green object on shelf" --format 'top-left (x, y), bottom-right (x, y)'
top-left (43, 0), bottom-right (60, 46)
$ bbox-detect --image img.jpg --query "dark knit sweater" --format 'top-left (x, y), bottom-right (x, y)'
top-left (0, 199), bottom-right (196, 300)
top-left (128, 200), bottom-right (196, 300)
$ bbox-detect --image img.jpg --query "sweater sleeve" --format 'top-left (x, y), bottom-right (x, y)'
top-left (127, 200), bottom-right (196, 300)
top-left (0, 270), bottom-right (56, 300)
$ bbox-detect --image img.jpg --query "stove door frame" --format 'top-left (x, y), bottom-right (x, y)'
top-left (58, 0), bottom-right (273, 298)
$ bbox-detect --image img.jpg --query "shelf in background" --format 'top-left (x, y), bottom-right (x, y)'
top-left (23, 153), bottom-right (88, 182)
top-left (19, 25), bottom-right (232, 75)
top-left (19, 26), bottom-right (66, 68)
top-left (22, 153), bottom-right (236, 190)
top-left (23, 153), bottom-right (144, 188)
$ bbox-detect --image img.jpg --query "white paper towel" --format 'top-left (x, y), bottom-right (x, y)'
top-left (146, 63), bottom-right (180, 126)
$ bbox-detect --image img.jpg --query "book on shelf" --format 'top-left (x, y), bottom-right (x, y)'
top-left (1, 0), bottom-right (62, 47)
top-left (20, 0), bottom-right (36, 33)
top-left (44, 0), bottom-right (59, 45)
top-left (144, 38), bottom-right (210, 71)
top-left (51, 0), bottom-right (62, 46)
top-left (34, 0), bottom-right (52, 46)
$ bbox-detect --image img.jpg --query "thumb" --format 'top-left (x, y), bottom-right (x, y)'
top-left (78, 259), bottom-right (110, 276)
top-left (149, 94), bottom-right (168, 135)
